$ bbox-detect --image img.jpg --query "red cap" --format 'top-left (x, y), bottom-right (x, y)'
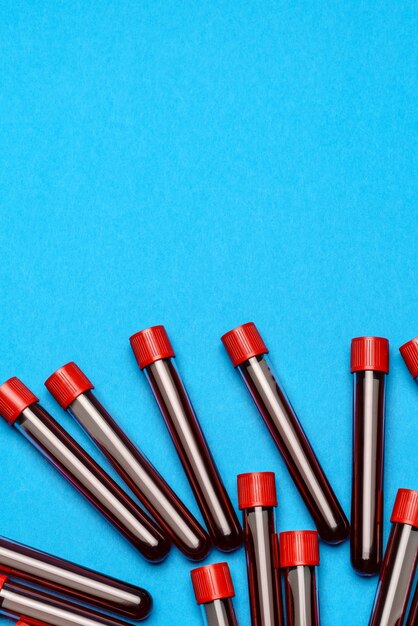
top-left (130, 325), bottom-right (175, 369)
top-left (190, 562), bottom-right (235, 605)
top-left (391, 489), bottom-right (418, 527)
top-left (221, 323), bottom-right (268, 368)
top-left (0, 574), bottom-right (7, 590)
top-left (45, 362), bottom-right (94, 409)
top-left (0, 378), bottom-right (38, 424)
top-left (279, 531), bottom-right (320, 567)
top-left (237, 472), bottom-right (277, 509)
top-left (399, 338), bottom-right (418, 379)
top-left (350, 337), bottom-right (389, 373)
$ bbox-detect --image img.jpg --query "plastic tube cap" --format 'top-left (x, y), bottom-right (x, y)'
top-left (350, 337), bottom-right (389, 373)
top-left (0, 378), bottom-right (38, 424)
top-left (190, 562), bottom-right (235, 605)
top-left (45, 362), bottom-right (94, 409)
top-left (0, 574), bottom-right (7, 590)
top-left (130, 325), bottom-right (175, 369)
top-left (391, 489), bottom-right (418, 527)
top-left (237, 472), bottom-right (277, 509)
top-left (221, 322), bottom-right (268, 368)
top-left (399, 338), bottom-right (418, 379)
top-left (279, 531), bottom-right (320, 567)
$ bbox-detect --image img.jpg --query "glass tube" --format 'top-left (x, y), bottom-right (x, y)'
top-left (369, 489), bottom-right (418, 626)
top-left (0, 576), bottom-right (138, 626)
top-left (279, 531), bottom-right (320, 626)
top-left (0, 535), bottom-right (151, 619)
top-left (405, 583), bottom-right (418, 626)
top-left (351, 337), bottom-right (389, 576)
top-left (0, 377), bottom-right (170, 563)
top-left (130, 326), bottom-right (242, 552)
top-left (222, 323), bottom-right (349, 545)
top-left (45, 362), bottom-right (211, 561)
top-left (237, 472), bottom-right (284, 626)
top-left (191, 562), bottom-right (239, 626)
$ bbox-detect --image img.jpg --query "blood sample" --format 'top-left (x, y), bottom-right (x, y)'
top-left (369, 489), bottom-right (418, 626)
top-left (0, 575), bottom-right (137, 626)
top-left (190, 562), bottom-right (238, 626)
top-left (0, 377), bottom-right (170, 563)
top-left (350, 337), bottom-right (389, 576)
top-left (237, 472), bottom-right (284, 626)
top-left (0, 534), bottom-right (151, 619)
top-left (400, 338), bottom-right (418, 382)
top-left (221, 323), bottom-right (349, 545)
top-left (405, 583), bottom-right (418, 626)
top-left (279, 531), bottom-right (320, 626)
top-left (130, 326), bottom-right (242, 552)
top-left (45, 362), bottom-right (211, 561)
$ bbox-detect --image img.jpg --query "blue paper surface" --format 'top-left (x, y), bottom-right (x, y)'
top-left (0, 2), bottom-right (417, 624)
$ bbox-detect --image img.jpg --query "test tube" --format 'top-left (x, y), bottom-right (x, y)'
top-left (190, 562), bottom-right (239, 626)
top-left (0, 377), bottom-right (170, 563)
top-left (350, 337), bottom-right (389, 576)
top-left (405, 583), bottom-right (418, 626)
top-left (279, 531), bottom-right (320, 626)
top-left (45, 362), bottom-right (211, 561)
top-left (0, 534), bottom-right (151, 619)
top-left (0, 575), bottom-right (137, 626)
top-left (369, 489), bottom-right (418, 626)
top-left (400, 337), bottom-right (418, 383)
top-left (237, 472), bottom-right (284, 626)
top-left (221, 323), bottom-right (349, 545)
top-left (130, 326), bottom-right (242, 552)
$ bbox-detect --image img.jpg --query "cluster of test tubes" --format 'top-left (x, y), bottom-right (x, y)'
top-left (0, 322), bottom-right (415, 626)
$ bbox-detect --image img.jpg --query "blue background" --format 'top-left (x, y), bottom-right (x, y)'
top-left (0, 2), bottom-right (417, 624)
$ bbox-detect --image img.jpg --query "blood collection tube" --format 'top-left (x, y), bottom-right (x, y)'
top-left (0, 377), bottom-right (170, 563)
top-left (0, 575), bottom-right (137, 626)
top-left (400, 337), bottom-right (418, 383)
top-left (190, 562), bottom-right (239, 626)
top-left (369, 489), bottom-right (418, 626)
top-left (45, 362), bottom-right (211, 561)
top-left (237, 472), bottom-right (284, 626)
top-left (405, 583), bottom-right (418, 626)
top-left (130, 326), bottom-right (242, 552)
top-left (221, 323), bottom-right (349, 545)
top-left (279, 531), bottom-right (320, 626)
top-left (350, 337), bottom-right (389, 576)
top-left (0, 535), bottom-right (151, 619)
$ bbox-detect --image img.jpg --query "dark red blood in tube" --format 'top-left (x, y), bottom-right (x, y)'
top-left (0, 575), bottom-right (138, 626)
top-left (237, 472), bottom-right (284, 626)
top-left (400, 338), bottom-right (418, 382)
top-left (45, 362), bottom-right (211, 562)
top-left (350, 337), bottom-right (389, 576)
top-left (191, 562), bottom-right (239, 626)
top-left (279, 531), bottom-right (320, 626)
top-left (405, 583), bottom-right (418, 626)
top-left (0, 535), bottom-right (151, 619)
top-left (369, 489), bottom-right (418, 626)
top-left (130, 326), bottom-right (242, 552)
top-left (221, 323), bottom-right (349, 545)
top-left (0, 378), bottom-right (170, 563)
